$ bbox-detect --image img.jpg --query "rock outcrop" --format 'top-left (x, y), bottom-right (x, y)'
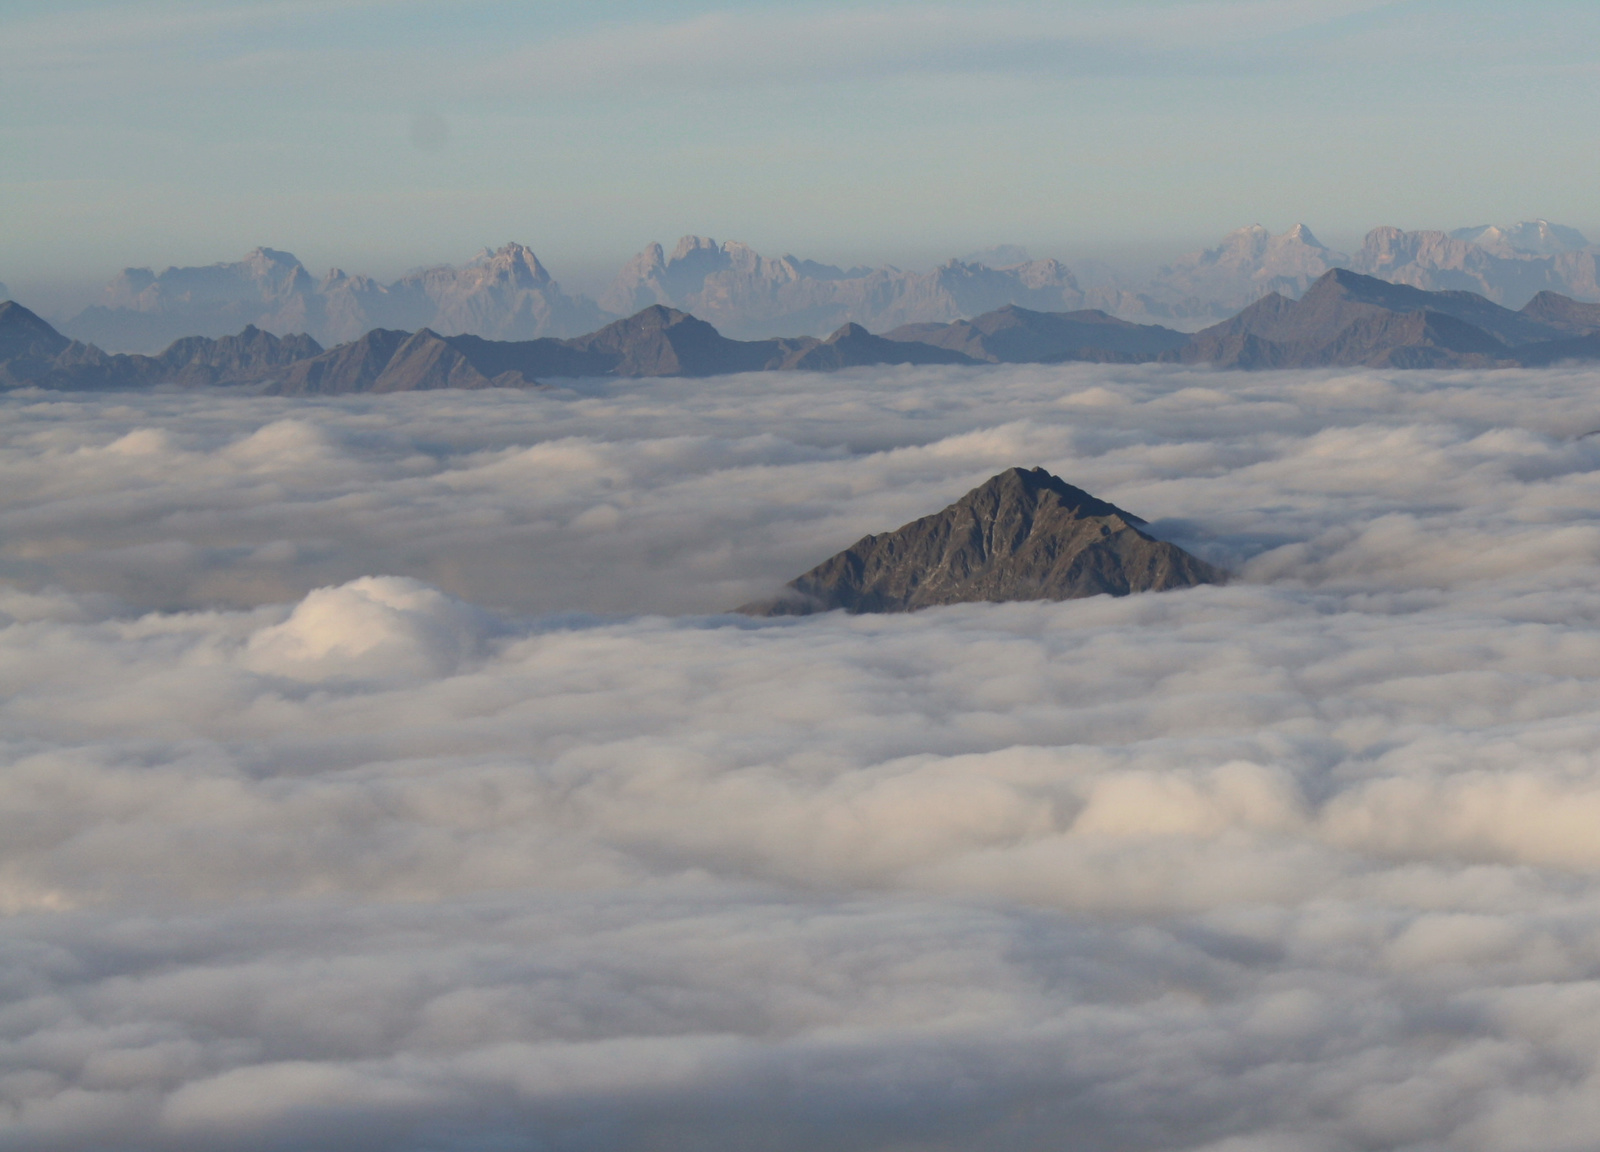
top-left (739, 467), bottom-right (1225, 616)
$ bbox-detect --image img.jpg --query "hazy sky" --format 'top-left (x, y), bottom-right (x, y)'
top-left (5, 0), bottom-right (1600, 287)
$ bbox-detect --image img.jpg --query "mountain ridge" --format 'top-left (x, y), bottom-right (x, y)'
top-left (9, 268), bottom-right (1600, 392)
top-left (33, 219), bottom-right (1600, 355)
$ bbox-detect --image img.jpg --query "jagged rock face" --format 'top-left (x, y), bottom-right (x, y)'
top-left (601, 236), bottom-right (1089, 339)
top-left (1349, 227), bottom-right (1600, 308)
top-left (381, 244), bottom-right (607, 343)
top-left (65, 243), bottom-right (605, 352)
top-left (740, 467), bottom-right (1225, 616)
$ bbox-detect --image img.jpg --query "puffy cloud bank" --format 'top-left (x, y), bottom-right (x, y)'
top-left (5, 364), bottom-right (1600, 1149)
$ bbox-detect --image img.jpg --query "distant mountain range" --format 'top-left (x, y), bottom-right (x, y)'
top-left (4, 266), bottom-right (1600, 392)
top-left (12, 220), bottom-right (1594, 355)
top-left (60, 244), bottom-right (606, 353)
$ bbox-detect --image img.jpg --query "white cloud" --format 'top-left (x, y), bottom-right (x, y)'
top-left (3, 362), bottom-right (1600, 1147)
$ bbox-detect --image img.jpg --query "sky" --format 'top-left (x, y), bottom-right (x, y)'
top-left (10, 362), bottom-right (1600, 1147)
top-left (5, 0), bottom-right (1600, 293)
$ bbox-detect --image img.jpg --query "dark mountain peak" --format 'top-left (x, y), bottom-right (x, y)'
top-left (739, 466), bottom-right (1222, 616)
top-left (0, 300), bottom-right (71, 358)
top-left (778, 322), bottom-right (974, 371)
top-left (600, 304), bottom-right (704, 335)
top-left (0, 302), bottom-right (74, 385)
top-left (885, 304), bottom-right (1186, 364)
top-left (961, 466), bottom-right (1145, 525)
top-left (1305, 267), bottom-right (1432, 307)
top-left (1520, 291), bottom-right (1600, 334)
top-left (269, 328), bottom-right (411, 395)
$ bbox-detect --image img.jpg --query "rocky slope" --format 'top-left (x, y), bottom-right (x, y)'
top-left (739, 467), bottom-right (1225, 615)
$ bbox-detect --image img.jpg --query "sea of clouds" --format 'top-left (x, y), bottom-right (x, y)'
top-left (6, 363), bottom-right (1600, 1149)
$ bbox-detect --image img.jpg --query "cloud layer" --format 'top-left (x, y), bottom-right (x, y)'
top-left (5, 363), bottom-right (1600, 1148)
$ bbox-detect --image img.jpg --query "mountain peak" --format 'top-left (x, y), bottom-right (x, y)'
top-left (1283, 223), bottom-right (1325, 249)
top-left (739, 466), bottom-right (1222, 615)
top-left (670, 236), bottom-right (721, 262)
top-left (467, 242), bottom-right (552, 285)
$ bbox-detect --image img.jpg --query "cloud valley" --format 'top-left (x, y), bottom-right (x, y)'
top-left (6, 363), bottom-right (1600, 1148)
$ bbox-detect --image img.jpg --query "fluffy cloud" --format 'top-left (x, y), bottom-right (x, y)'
top-left (4, 363), bottom-right (1600, 1148)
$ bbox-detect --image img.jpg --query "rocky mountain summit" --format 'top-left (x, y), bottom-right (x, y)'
top-left (739, 467), bottom-right (1226, 616)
